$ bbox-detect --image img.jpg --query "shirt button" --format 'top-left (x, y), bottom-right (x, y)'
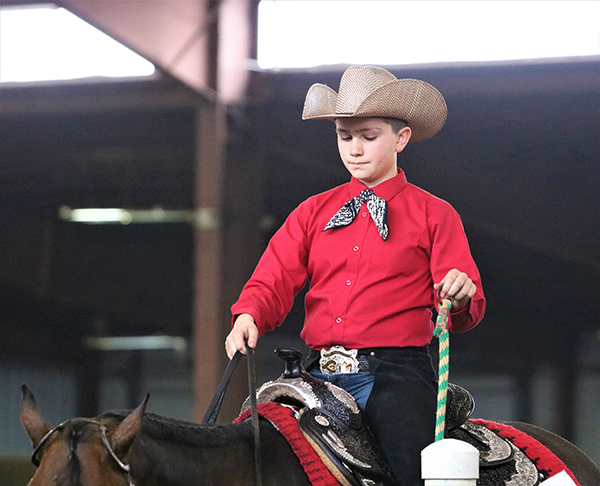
top-left (361, 212), bottom-right (368, 217)
top-left (336, 317), bottom-right (342, 323)
top-left (353, 246), bottom-right (359, 251)
top-left (346, 280), bottom-right (351, 286)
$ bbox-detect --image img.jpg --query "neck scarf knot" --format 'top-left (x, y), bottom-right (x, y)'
top-left (323, 189), bottom-right (389, 240)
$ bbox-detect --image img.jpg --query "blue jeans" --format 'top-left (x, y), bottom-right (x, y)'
top-left (308, 368), bottom-right (375, 411)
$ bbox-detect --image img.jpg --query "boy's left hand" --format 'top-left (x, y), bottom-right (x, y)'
top-left (433, 269), bottom-right (477, 311)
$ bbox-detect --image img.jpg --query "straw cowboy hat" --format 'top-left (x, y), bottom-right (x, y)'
top-left (302, 65), bottom-right (447, 142)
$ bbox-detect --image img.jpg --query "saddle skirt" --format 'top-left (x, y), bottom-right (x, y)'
top-left (242, 366), bottom-right (393, 486)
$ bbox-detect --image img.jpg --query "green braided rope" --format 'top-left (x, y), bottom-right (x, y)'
top-left (434, 298), bottom-right (452, 442)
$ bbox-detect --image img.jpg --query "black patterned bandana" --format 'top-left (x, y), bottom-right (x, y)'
top-left (323, 189), bottom-right (389, 240)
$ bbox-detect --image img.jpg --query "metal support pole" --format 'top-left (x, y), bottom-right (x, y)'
top-left (191, 101), bottom-right (227, 422)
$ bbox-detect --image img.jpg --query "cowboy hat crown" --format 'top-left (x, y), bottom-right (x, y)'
top-left (302, 65), bottom-right (447, 142)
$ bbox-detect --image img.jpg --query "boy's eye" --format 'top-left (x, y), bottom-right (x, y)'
top-left (364, 136), bottom-right (377, 141)
top-left (339, 135), bottom-right (352, 141)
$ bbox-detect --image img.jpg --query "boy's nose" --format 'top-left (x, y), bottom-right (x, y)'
top-left (350, 141), bottom-right (364, 156)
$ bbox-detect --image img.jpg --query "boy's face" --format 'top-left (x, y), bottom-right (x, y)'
top-left (335, 118), bottom-right (411, 188)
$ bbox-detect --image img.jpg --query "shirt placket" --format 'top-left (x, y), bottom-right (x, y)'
top-left (332, 202), bottom-right (370, 343)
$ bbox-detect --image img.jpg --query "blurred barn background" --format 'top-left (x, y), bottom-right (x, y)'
top-left (0, 1), bottom-right (599, 484)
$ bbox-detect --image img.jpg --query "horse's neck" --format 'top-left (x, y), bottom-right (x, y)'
top-left (124, 419), bottom-right (312, 486)
top-left (127, 421), bottom-right (256, 484)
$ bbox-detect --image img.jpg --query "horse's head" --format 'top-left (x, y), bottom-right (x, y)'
top-left (20, 385), bottom-right (148, 486)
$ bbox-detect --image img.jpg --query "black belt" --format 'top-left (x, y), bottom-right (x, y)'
top-left (307, 346), bottom-right (428, 375)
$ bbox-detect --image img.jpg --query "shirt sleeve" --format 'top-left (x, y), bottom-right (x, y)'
top-left (428, 199), bottom-right (485, 333)
top-left (231, 203), bottom-right (310, 335)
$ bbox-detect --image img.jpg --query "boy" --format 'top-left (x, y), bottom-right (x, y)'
top-left (225, 65), bottom-right (485, 485)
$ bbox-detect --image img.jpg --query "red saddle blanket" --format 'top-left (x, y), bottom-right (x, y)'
top-left (235, 402), bottom-right (339, 486)
top-left (472, 419), bottom-right (580, 485)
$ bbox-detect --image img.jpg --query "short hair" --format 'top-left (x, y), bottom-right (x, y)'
top-left (382, 118), bottom-right (408, 133)
top-left (333, 117), bottom-right (408, 134)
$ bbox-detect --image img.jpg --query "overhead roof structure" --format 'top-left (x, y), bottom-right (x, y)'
top-left (56, 0), bottom-right (254, 102)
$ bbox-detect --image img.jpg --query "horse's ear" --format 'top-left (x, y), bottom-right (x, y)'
top-left (109, 393), bottom-right (149, 456)
top-left (20, 385), bottom-right (51, 448)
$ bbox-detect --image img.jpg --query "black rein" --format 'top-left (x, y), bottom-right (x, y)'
top-left (202, 344), bottom-right (262, 486)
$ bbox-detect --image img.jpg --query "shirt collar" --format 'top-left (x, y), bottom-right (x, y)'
top-left (348, 169), bottom-right (408, 201)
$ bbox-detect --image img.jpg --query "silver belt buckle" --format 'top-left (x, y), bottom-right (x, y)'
top-left (319, 345), bottom-right (359, 374)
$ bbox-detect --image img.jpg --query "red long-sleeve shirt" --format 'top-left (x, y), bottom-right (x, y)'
top-left (232, 170), bottom-right (485, 349)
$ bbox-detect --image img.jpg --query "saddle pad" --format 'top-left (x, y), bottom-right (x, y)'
top-left (472, 419), bottom-right (581, 486)
top-left (235, 402), bottom-right (339, 486)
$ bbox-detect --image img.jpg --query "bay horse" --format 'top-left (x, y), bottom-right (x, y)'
top-left (19, 386), bottom-right (310, 486)
top-left (19, 384), bottom-right (600, 486)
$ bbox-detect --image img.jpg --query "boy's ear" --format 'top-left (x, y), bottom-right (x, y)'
top-left (395, 126), bottom-right (412, 153)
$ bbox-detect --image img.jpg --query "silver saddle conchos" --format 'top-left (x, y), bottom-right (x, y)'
top-left (447, 421), bottom-right (540, 485)
top-left (241, 348), bottom-right (394, 486)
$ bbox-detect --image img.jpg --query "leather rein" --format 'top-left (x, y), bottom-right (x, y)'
top-left (31, 418), bottom-right (135, 486)
top-left (202, 344), bottom-right (262, 486)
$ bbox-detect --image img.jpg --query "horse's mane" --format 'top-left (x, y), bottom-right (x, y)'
top-left (97, 410), bottom-right (254, 448)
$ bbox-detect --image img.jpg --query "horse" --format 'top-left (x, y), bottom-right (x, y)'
top-left (19, 384), bottom-right (600, 486)
top-left (19, 386), bottom-right (310, 486)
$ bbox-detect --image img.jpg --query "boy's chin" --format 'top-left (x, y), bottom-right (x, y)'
top-left (346, 166), bottom-right (371, 177)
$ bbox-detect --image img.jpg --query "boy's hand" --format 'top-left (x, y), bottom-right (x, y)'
top-left (225, 313), bottom-right (259, 360)
top-left (433, 269), bottom-right (477, 311)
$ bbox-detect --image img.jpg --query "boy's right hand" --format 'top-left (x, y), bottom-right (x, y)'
top-left (225, 313), bottom-right (259, 360)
